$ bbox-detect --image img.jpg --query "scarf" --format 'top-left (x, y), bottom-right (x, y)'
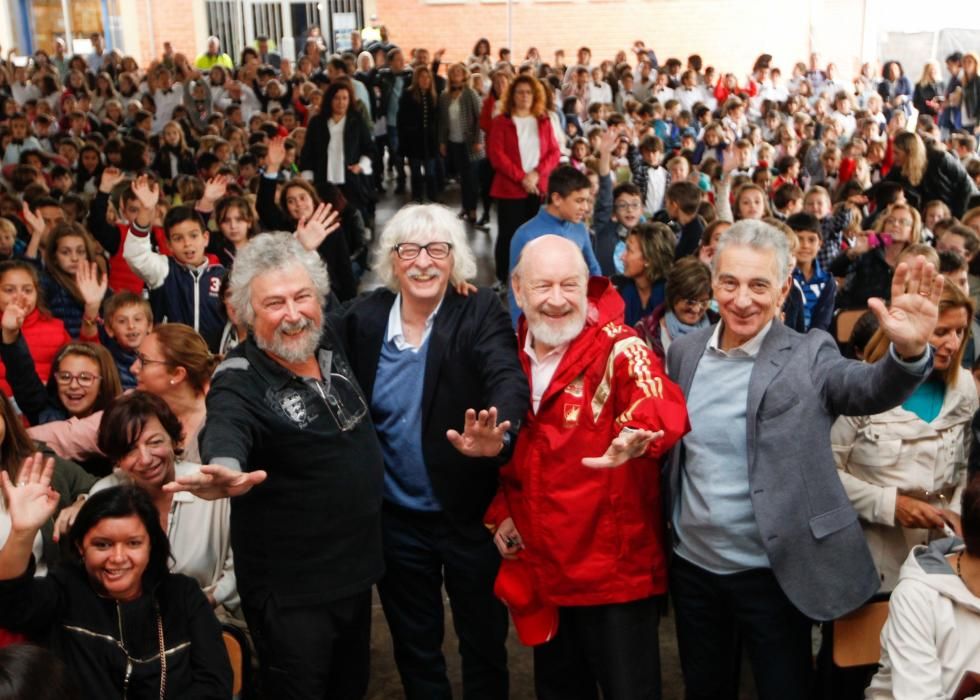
top-left (663, 309), bottom-right (710, 340)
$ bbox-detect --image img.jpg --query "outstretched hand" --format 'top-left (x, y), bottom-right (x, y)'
top-left (447, 407), bottom-right (511, 458)
top-left (21, 202), bottom-right (45, 239)
top-left (162, 464), bottom-right (267, 500)
top-left (201, 174), bottom-right (229, 204)
top-left (867, 255), bottom-right (943, 360)
top-left (132, 174), bottom-right (161, 213)
top-left (294, 202), bottom-right (340, 251)
top-left (0, 453), bottom-right (59, 535)
top-left (76, 261), bottom-right (107, 308)
top-left (581, 428), bottom-right (663, 468)
top-left (266, 136), bottom-right (286, 171)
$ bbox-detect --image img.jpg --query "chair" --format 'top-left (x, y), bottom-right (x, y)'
top-left (832, 600), bottom-right (890, 668)
top-left (834, 309), bottom-right (867, 345)
top-left (222, 624), bottom-right (251, 697)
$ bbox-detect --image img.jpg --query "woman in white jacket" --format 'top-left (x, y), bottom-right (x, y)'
top-left (867, 473), bottom-right (980, 699)
top-left (833, 280), bottom-right (978, 592)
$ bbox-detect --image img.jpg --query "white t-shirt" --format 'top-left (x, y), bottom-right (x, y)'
top-left (327, 115), bottom-right (347, 184)
top-left (513, 115), bottom-right (541, 172)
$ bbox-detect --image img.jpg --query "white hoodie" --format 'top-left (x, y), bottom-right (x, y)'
top-left (867, 538), bottom-right (980, 699)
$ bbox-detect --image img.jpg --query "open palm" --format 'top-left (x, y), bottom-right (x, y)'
top-left (0, 453), bottom-right (58, 534)
top-left (868, 255), bottom-right (943, 358)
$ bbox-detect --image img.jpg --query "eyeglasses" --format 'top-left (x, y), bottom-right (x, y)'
top-left (883, 218), bottom-right (913, 228)
top-left (54, 371), bottom-right (101, 387)
top-left (134, 353), bottom-right (172, 367)
top-left (680, 298), bottom-right (711, 309)
top-left (615, 202), bottom-right (642, 211)
top-left (393, 242), bottom-right (453, 260)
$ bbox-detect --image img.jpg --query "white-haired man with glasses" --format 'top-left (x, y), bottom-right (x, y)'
top-left (331, 203), bottom-right (528, 699)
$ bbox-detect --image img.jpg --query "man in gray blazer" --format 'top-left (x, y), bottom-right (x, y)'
top-left (665, 220), bottom-right (943, 700)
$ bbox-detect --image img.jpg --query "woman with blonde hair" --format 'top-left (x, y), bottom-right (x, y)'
top-left (886, 131), bottom-right (976, 217)
top-left (833, 201), bottom-right (922, 309)
top-left (913, 60), bottom-right (945, 117)
top-left (833, 278), bottom-right (977, 592)
top-left (486, 74), bottom-right (560, 283)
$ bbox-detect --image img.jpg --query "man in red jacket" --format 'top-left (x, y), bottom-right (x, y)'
top-left (486, 234), bottom-right (689, 700)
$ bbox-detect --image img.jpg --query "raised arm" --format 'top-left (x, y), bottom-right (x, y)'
top-left (0, 454), bottom-right (58, 581)
top-left (122, 175), bottom-right (169, 290)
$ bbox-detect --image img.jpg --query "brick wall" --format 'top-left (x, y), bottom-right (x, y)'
top-left (130, 0), bottom-right (207, 67)
top-left (374, 0), bottom-right (869, 79)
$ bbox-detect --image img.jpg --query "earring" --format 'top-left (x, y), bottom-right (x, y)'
top-left (169, 379), bottom-right (175, 385)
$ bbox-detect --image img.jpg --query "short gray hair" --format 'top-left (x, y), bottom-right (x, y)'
top-left (370, 204), bottom-right (477, 291)
top-left (229, 232), bottom-right (331, 326)
top-left (712, 219), bottom-right (791, 282)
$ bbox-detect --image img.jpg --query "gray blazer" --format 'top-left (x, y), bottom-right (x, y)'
top-left (437, 87), bottom-right (483, 148)
top-left (666, 321), bottom-right (930, 621)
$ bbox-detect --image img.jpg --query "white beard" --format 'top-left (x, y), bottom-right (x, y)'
top-left (526, 311), bottom-right (586, 348)
top-left (255, 317), bottom-right (323, 364)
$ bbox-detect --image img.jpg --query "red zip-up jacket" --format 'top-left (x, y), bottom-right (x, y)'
top-left (485, 278), bottom-right (690, 606)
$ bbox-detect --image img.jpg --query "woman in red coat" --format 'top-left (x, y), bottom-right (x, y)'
top-left (487, 74), bottom-right (560, 284)
top-left (0, 261), bottom-right (71, 397)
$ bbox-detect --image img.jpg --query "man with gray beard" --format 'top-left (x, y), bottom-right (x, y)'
top-left (486, 235), bottom-right (689, 700)
top-left (166, 232), bottom-right (384, 700)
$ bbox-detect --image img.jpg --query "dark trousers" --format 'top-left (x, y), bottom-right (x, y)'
top-left (241, 589), bottom-right (372, 700)
top-left (477, 157), bottom-right (494, 216)
top-left (447, 142), bottom-right (479, 212)
top-left (372, 133), bottom-right (389, 189)
top-left (377, 504), bottom-right (509, 700)
top-left (408, 157), bottom-right (439, 203)
top-left (670, 555), bottom-right (813, 700)
top-left (387, 126), bottom-right (406, 186)
top-left (494, 195), bottom-right (540, 283)
top-left (534, 595), bottom-right (663, 700)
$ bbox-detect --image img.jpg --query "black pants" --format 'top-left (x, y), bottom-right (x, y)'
top-left (533, 595), bottom-right (663, 700)
top-left (494, 195), bottom-right (540, 283)
top-left (408, 157), bottom-right (439, 203)
top-left (447, 142), bottom-right (479, 213)
top-left (377, 504), bottom-right (509, 700)
top-left (241, 589), bottom-right (372, 700)
top-left (670, 555), bottom-right (813, 700)
top-left (477, 157), bottom-right (494, 217)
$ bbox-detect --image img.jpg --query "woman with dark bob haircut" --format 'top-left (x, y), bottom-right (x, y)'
top-left (0, 470), bottom-right (231, 698)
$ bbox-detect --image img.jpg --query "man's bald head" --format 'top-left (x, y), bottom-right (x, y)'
top-left (511, 234), bottom-right (589, 284)
top-left (511, 235), bottom-right (590, 350)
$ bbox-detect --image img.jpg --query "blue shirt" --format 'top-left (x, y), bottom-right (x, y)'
top-left (616, 277), bottom-right (665, 326)
top-left (370, 297), bottom-right (441, 511)
top-left (792, 260), bottom-right (832, 330)
top-left (508, 206), bottom-right (603, 326)
top-left (387, 74), bottom-right (405, 125)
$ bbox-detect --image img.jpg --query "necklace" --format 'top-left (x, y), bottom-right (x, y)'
top-left (957, 550), bottom-right (964, 578)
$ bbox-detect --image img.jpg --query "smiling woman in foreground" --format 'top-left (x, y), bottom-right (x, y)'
top-left (0, 461), bottom-right (231, 699)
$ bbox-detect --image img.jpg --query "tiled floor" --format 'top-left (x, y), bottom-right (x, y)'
top-left (360, 173), bottom-right (755, 699)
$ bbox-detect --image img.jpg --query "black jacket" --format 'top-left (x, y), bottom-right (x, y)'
top-left (299, 108), bottom-right (375, 191)
top-left (375, 66), bottom-right (414, 125)
top-left (885, 146), bottom-right (977, 218)
top-left (332, 287), bottom-right (529, 537)
top-left (398, 90), bottom-right (439, 159)
top-left (0, 561), bottom-right (231, 699)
